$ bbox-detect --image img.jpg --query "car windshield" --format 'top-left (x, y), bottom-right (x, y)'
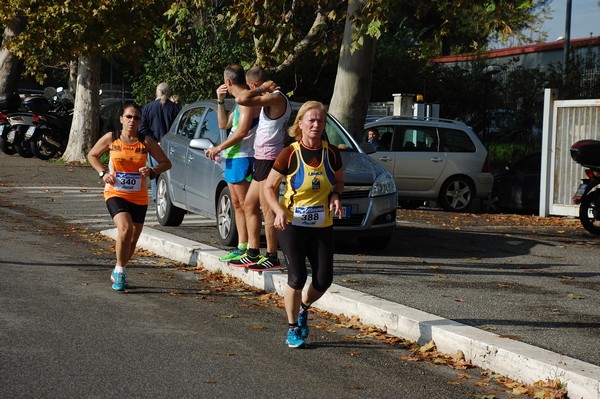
top-left (323, 115), bottom-right (357, 152)
top-left (287, 107), bottom-right (358, 152)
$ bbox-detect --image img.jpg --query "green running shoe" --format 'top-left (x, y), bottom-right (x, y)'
top-left (219, 248), bottom-right (246, 262)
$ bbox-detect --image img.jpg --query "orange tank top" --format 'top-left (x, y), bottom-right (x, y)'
top-left (104, 133), bottom-right (149, 205)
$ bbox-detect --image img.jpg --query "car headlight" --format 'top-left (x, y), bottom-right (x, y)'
top-left (370, 171), bottom-right (396, 197)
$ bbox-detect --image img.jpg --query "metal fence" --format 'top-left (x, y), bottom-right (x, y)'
top-left (541, 89), bottom-right (600, 216)
top-left (367, 102), bottom-right (394, 117)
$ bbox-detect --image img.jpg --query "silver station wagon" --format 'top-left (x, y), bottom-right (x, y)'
top-left (364, 116), bottom-right (494, 212)
top-left (156, 99), bottom-right (398, 249)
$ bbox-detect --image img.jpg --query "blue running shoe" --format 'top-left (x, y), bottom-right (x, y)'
top-left (285, 326), bottom-right (305, 348)
top-left (110, 269), bottom-right (127, 291)
top-left (298, 309), bottom-right (310, 339)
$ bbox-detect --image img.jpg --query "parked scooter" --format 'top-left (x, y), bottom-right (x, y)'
top-left (4, 87), bottom-right (73, 159)
top-left (570, 139), bottom-right (600, 235)
top-left (1, 92), bottom-right (54, 157)
top-left (26, 88), bottom-right (73, 160)
top-left (9, 112), bottom-right (38, 158)
top-left (0, 92), bottom-right (24, 155)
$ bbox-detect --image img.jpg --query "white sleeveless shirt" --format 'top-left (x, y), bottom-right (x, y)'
top-left (254, 91), bottom-right (292, 160)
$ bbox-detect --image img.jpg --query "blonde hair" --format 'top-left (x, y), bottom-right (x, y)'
top-left (287, 101), bottom-right (327, 141)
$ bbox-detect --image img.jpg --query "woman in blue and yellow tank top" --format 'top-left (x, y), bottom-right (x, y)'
top-left (264, 101), bottom-right (344, 348)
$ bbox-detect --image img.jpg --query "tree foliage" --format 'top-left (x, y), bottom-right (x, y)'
top-left (0, 0), bottom-right (556, 158)
top-left (130, 11), bottom-right (253, 105)
top-left (369, 1), bottom-right (553, 102)
top-left (0, 0), bottom-right (172, 162)
top-left (220, 0), bottom-right (348, 71)
top-left (0, 0), bottom-right (169, 83)
top-left (401, 0), bottom-right (551, 56)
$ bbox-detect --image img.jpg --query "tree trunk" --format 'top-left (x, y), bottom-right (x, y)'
top-left (0, 15), bottom-right (26, 94)
top-left (68, 60), bottom-right (78, 95)
top-left (62, 54), bottom-right (101, 163)
top-left (328, 0), bottom-right (377, 142)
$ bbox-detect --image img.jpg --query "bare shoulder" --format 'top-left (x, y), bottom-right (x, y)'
top-left (239, 103), bottom-right (260, 117)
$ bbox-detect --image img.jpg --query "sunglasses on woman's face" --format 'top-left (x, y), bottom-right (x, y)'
top-left (123, 114), bottom-right (141, 121)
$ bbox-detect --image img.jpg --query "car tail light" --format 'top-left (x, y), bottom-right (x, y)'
top-left (481, 156), bottom-right (490, 173)
top-left (585, 169), bottom-right (600, 178)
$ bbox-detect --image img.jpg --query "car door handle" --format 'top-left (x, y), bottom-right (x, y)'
top-left (430, 157), bottom-right (444, 163)
top-left (378, 157), bottom-right (392, 162)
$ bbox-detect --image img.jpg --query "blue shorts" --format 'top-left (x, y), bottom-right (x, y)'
top-left (225, 157), bottom-right (254, 184)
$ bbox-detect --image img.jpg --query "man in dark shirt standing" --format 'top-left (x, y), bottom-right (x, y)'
top-left (139, 82), bottom-right (181, 202)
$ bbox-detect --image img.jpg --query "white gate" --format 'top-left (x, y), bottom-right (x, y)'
top-left (540, 89), bottom-right (600, 217)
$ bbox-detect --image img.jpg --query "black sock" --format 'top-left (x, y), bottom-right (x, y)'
top-left (289, 323), bottom-right (298, 329)
top-left (266, 252), bottom-right (278, 259)
top-left (247, 248), bottom-right (260, 257)
top-left (300, 302), bottom-right (310, 312)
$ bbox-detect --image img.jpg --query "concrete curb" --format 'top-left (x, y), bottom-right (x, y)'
top-left (103, 227), bottom-right (600, 399)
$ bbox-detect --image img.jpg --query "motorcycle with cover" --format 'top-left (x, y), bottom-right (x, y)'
top-left (570, 139), bottom-right (600, 235)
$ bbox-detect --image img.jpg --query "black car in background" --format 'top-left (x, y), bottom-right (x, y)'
top-left (493, 151), bottom-right (541, 213)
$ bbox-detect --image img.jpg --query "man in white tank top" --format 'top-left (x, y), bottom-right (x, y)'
top-left (229, 66), bottom-right (292, 270)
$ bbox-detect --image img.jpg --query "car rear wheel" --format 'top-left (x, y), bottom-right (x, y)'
top-left (216, 186), bottom-right (237, 247)
top-left (438, 176), bottom-right (475, 212)
top-left (156, 174), bottom-right (185, 226)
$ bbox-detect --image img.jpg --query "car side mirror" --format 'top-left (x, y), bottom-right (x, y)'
top-left (189, 138), bottom-right (214, 151)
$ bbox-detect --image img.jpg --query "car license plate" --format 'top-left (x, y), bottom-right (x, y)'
top-left (342, 206), bottom-right (351, 218)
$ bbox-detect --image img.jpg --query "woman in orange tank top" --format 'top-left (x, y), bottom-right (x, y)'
top-left (87, 103), bottom-right (172, 291)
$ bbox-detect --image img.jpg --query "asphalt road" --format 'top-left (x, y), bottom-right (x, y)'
top-left (2, 155), bottom-right (600, 368)
top-left (151, 190), bottom-right (600, 367)
top-left (0, 155), bottom-right (533, 398)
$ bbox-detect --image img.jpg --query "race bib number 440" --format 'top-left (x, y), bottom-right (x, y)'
top-left (292, 205), bottom-right (325, 227)
top-left (114, 172), bottom-right (142, 191)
